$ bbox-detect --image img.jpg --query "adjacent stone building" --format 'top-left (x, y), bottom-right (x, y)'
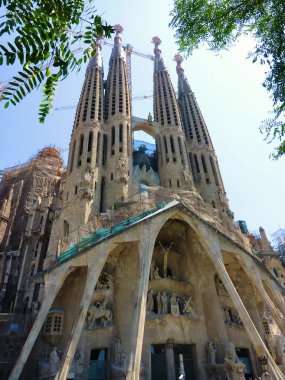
top-left (2, 26), bottom-right (285, 380)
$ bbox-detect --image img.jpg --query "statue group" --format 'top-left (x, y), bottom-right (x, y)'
top-left (223, 306), bottom-right (244, 328)
top-left (146, 290), bottom-right (199, 319)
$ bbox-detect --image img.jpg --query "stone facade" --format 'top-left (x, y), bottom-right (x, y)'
top-left (1, 27), bottom-right (285, 380)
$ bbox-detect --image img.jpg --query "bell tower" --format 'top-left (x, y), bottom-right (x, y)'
top-left (152, 37), bottom-right (194, 191)
top-left (102, 25), bottom-right (132, 211)
top-left (45, 40), bottom-right (105, 259)
top-left (175, 54), bottom-right (231, 214)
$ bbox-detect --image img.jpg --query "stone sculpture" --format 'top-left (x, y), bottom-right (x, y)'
top-left (224, 343), bottom-right (246, 378)
top-left (170, 294), bottom-right (180, 317)
top-left (206, 341), bottom-right (217, 365)
top-left (146, 290), bottom-right (154, 312)
top-left (162, 292), bottom-right (169, 314)
top-left (215, 275), bottom-right (229, 297)
top-left (87, 299), bottom-right (113, 328)
top-left (156, 292), bottom-right (162, 314)
top-left (182, 296), bottom-right (199, 320)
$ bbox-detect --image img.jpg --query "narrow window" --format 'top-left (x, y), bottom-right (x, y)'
top-left (88, 131), bottom-right (93, 152)
top-left (201, 155), bottom-right (208, 173)
top-left (99, 177), bottom-right (105, 213)
top-left (170, 136), bottom-right (175, 153)
top-left (69, 140), bottom-right (76, 173)
top-left (177, 179), bottom-right (180, 187)
top-left (163, 136), bottom-right (168, 153)
top-left (75, 186), bottom-right (78, 195)
top-left (30, 264), bottom-right (36, 276)
top-left (96, 132), bottom-right (101, 165)
top-left (111, 126), bottom-right (115, 145)
top-left (119, 124), bottom-right (123, 143)
top-left (34, 242), bottom-right (40, 258)
top-left (63, 220), bottom-right (69, 238)
top-left (111, 173), bottom-right (113, 181)
top-left (102, 134), bottom-right (107, 165)
top-left (77, 134), bottom-right (84, 166)
top-left (210, 156), bottom-right (220, 187)
top-left (169, 179), bottom-right (172, 187)
top-left (194, 154), bottom-right (200, 173)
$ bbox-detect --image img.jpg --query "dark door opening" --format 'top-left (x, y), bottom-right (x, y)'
top-left (173, 344), bottom-right (196, 380)
top-left (89, 348), bottom-right (108, 380)
top-left (151, 344), bottom-right (168, 380)
top-left (236, 348), bottom-right (253, 380)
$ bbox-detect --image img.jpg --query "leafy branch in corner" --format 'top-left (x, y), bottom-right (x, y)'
top-left (0, 0), bottom-right (114, 123)
top-left (170, 0), bottom-right (285, 158)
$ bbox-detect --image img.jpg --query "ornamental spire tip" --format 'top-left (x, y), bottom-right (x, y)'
top-left (114, 24), bottom-right (124, 37)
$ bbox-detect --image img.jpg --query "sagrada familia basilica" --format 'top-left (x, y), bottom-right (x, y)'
top-left (1, 25), bottom-right (285, 380)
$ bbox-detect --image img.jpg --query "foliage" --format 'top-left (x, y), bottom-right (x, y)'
top-left (0, 0), bottom-right (113, 122)
top-left (170, 0), bottom-right (285, 158)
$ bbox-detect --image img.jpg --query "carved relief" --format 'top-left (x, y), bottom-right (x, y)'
top-left (206, 340), bottom-right (217, 365)
top-left (222, 307), bottom-right (244, 328)
top-left (80, 166), bottom-right (94, 200)
top-left (115, 157), bottom-right (129, 184)
top-left (146, 291), bottom-right (199, 320)
top-left (86, 298), bottom-right (113, 329)
top-left (37, 348), bottom-right (84, 379)
top-left (215, 274), bottom-right (229, 297)
top-left (224, 343), bottom-right (246, 375)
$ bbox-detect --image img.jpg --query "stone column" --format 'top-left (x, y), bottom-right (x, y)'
top-left (125, 224), bottom-right (158, 380)
top-left (165, 342), bottom-right (176, 380)
top-left (196, 223), bottom-right (285, 380)
top-left (236, 254), bottom-right (285, 338)
top-left (56, 242), bottom-right (112, 380)
top-left (8, 265), bottom-right (70, 380)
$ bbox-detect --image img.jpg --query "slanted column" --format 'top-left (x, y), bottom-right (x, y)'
top-left (56, 242), bottom-right (112, 380)
top-left (266, 279), bottom-right (285, 317)
top-left (197, 224), bottom-right (285, 380)
top-left (9, 265), bottom-right (71, 380)
top-left (236, 254), bottom-right (285, 337)
top-left (125, 224), bottom-right (158, 380)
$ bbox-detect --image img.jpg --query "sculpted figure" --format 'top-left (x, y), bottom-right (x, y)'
top-left (49, 347), bottom-right (60, 373)
top-left (87, 299), bottom-right (112, 328)
top-left (156, 292), bottom-right (162, 314)
top-left (224, 343), bottom-right (246, 374)
top-left (153, 265), bottom-right (161, 279)
top-left (170, 294), bottom-right (180, 317)
top-left (146, 290), bottom-right (154, 312)
top-left (223, 307), bottom-right (232, 325)
top-left (183, 296), bottom-right (199, 320)
top-left (216, 276), bottom-right (229, 297)
top-left (75, 350), bottom-right (84, 376)
top-left (207, 341), bottom-right (217, 365)
top-left (162, 292), bottom-right (169, 314)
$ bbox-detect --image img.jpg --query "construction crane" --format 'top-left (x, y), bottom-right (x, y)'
top-left (0, 41), bottom-right (154, 100)
top-left (53, 94), bottom-right (154, 111)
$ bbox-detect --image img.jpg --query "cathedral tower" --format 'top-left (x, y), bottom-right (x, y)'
top-left (175, 54), bottom-right (230, 213)
top-left (46, 41), bottom-right (105, 257)
top-left (103, 25), bottom-right (132, 210)
top-left (152, 37), bottom-right (194, 191)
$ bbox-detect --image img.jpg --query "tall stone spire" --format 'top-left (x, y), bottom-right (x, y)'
top-left (49, 40), bottom-right (106, 251)
top-left (102, 25), bottom-right (132, 211)
top-left (73, 39), bottom-right (104, 129)
top-left (105, 24), bottom-right (131, 121)
top-left (152, 37), bottom-right (194, 191)
top-left (175, 54), bottom-right (231, 214)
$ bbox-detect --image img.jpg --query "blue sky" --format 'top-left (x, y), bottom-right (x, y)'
top-left (1, 0), bottom-right (284, 238)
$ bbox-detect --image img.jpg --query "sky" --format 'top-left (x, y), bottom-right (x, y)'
top-left (1, 0), bottom-right (284, 239)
